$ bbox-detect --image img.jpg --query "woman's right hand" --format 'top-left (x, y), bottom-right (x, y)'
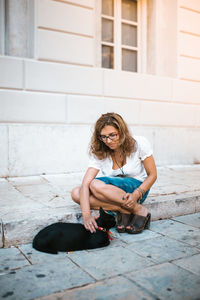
top-left (83, 214), bottom-right (98, 233)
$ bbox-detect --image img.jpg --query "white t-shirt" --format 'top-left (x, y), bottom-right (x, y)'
top-left (88, 136), bottom-right (153, 182)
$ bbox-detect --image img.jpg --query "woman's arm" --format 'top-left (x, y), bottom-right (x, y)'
top-left (136, 155), bottom-right (157, 196)
top-left (80, 167), bottom-right (99, 232)
top-left (123, 155), bottom-right (157, 207)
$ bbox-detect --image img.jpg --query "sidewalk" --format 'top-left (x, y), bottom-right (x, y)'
top-left (0, 212), bottom-right (200, 299)
top-left (1, 165), bottom-right (200, 247)
top-left (0, 165), bottom-right (200, 299)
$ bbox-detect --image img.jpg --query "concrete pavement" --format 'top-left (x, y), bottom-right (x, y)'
top-left (0, 212), bottom-right (200, 300)
top-left (0, 165), bottom-right (200, 299)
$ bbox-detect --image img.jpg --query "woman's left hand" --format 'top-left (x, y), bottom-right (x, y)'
top-left (122, 191), bottom-right (140, 209)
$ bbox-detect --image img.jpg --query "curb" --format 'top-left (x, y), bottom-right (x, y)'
top-left (2, 191), bottom-right (200, 248)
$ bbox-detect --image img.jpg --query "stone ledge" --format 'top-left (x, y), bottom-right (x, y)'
top-left (147, 191), bottom-right (200, 220)
top-left (1, 166), bottom-right (200, 248)
top-left (2, 207), bottom-right (81, 248)
top-left (1, 191), bottom-right (200, 248)
top-left (0, 219), bottom-right (4, 248)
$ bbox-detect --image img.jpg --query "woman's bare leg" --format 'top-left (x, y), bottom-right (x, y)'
top-left (71, 179), bottom-right (149, 232)
top-left (89, 179), bottom-right (148, 215)
top-left (71, 186), bottom-right (129, 214)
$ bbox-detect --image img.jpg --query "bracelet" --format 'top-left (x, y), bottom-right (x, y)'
top-left (136, 187), bottom-right (145, 198)
top-left (135, 188), bottom-right (142, 199)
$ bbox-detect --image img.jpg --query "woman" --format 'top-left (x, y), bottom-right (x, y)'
top-left (71, 113), bottom-right (157, 234)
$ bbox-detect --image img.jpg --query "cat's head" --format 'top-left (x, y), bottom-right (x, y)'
top-left (96, 207), bottom-right (116, 230)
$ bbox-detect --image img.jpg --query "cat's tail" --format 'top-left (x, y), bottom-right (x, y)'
top-left (32, 235), bottom-right (58, 254)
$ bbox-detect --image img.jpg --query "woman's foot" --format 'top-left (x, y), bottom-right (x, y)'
top-left (126, 204), bottom-right (148, 229)
top-left (125, 204), bottom-right (150, 234)
top-left (126, 213), bottom-right (151, 234)
top-left (133, 204), bottom-right (149, 217)
top-left (116, 212), bottom-right (132, 233)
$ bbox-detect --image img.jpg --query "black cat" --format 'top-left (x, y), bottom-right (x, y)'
top-left (32, 207), bottom-right (116, 254)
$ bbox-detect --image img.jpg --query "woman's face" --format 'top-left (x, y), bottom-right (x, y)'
top-left (100, 125), bottom-right (120, 150)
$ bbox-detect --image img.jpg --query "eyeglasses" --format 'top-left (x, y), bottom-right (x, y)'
top-left (99, 132), bottom-right (119, 142)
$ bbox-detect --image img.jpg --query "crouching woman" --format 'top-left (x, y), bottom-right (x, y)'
top-left (71, 112), bottom-right (157, 234)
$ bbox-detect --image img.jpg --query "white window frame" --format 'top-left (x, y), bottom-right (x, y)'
top-left (95, 0), bottom-right (147, 73)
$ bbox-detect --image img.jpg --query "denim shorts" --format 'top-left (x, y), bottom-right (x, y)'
top-left (96, 176), bottom-right (149, 204)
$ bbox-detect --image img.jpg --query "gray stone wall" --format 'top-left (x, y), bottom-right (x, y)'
top-left (3, 0), bottom-right (34, 57)
top-left (0, 0), bottom-right (5, 54)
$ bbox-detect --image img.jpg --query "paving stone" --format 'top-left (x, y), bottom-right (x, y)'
top-left (42, 173), bottom-right (83, 193)
top-left (149, 184), bottom-right (193, 196)
top-left (1, 210), bottom-right (200, 300)
top-left (18, 243), bottom-right (68, 265)
top-left (150, 219), bottom-right (200, 248)
top-left (68, 245), bottom-right (154, 280)
top-left (15, 183), bottom-right (61, 205)
top-left (35, 275), bottom-right (157, 300)
top-left (0, 181), bottom-right (44, 216)
top-left (172, 212), bottom-right (200, 228)
top-left (125, 236), bottom-right (199, 263)
top-left (13, 181), bottom-right (77, 209)
top-left (112, 228), bottom-right (162, 244)
top-left (172, 253), bottom-right (200, 276)
top-left (126, 262), bottom-right (200, 300)
top-left (59, 192), bottom-right (79, 208)
top-left (9, 174), bottom-right (77, 204)
top-left (8, 176), bottom-right (47, 186)
top-left (42, 173), bottom-right (83, 185)
top-left (99, 236), bottom-right (127, 249)
top-left (0, 257), bottom-right (94, 300)
top-left (0, 247), bottom-right (30, 275)
top-left (0, 178), bottom-right (7, 182)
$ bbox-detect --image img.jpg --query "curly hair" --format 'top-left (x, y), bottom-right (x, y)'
top-left (89, 112), bottom-right (136, 160)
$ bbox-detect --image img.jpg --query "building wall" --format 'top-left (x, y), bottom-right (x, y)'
top-left (36, 0), bottom-right (94, 66)
top-left (178, 0), bottom-right (200, 81)
top-left (0, 0), bottom-right (200, 177)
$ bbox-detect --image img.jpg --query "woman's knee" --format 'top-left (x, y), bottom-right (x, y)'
top-left (71, 186), bottom-right (80, 204)
top-left (90, 179), bottom-right (105, 195)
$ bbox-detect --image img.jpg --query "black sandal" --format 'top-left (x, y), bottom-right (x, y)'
top-left (126, 213), bottom-right (151, 234)
top-left (116, 213), bottom-right (132, 233)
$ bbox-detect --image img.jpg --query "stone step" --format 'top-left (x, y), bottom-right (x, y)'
top-left (1, 165), bottom-right (200, 247)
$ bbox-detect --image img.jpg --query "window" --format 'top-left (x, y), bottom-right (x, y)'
top-left (101, 0), bottom-right (140, 72)
top-left (101, 0), bottom-right (114, 68)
